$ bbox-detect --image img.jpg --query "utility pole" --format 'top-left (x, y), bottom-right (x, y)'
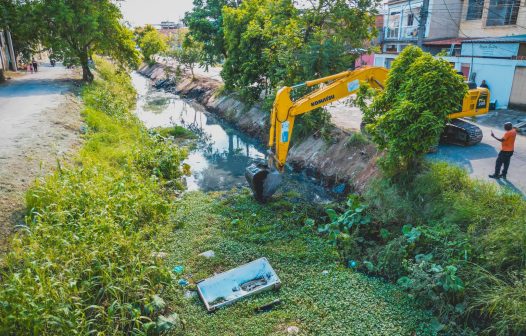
top-left (417, 0), bottom-right (430, 47)
top-left (6, 29), bottom-right (17, 71)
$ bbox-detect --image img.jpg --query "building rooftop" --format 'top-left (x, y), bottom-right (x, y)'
top-left (463, 35), bottom-right (526, 43)
top-left (424, 38), bottom-right (470, 46)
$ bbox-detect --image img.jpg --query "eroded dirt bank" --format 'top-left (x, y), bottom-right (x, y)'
top-left (138, 63), bottom-right (378, 191)
top-left (0, 65), bottom-right (82, 252)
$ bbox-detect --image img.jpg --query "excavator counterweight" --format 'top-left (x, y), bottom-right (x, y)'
top-left (245, 66), bottom-right (490, 202)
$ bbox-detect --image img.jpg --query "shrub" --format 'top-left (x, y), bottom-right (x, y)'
top-left (324, 162), bottom-right (526, 335)
top-left (0, 57), bottom-right (186, 334)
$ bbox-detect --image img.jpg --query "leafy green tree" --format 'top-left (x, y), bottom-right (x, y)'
top-left (221, 0), bottom-right (379, 102)
top-left (138, 28), bottom-right (168, 64)
top-left (37, 0), bottom-right (140, 81)
top-left (358, 46), bottom-right (467, 175)
top-left (168, 38), bottom-right (203, 79)
top-left (183, 0), bottom-right (240, 66)
top-left (0, 0), bottom-right (41, 63)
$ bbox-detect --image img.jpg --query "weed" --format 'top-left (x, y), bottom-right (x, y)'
top-left (345, 132), bottom-right (369, 148)
top-left (0, 57), bottom-right (186, 334)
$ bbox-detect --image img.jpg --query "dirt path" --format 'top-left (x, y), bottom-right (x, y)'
top-left (0, 63), bottom-right (82, 252)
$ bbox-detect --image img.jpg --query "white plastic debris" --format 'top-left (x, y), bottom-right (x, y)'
top-left (198, 250), bottom-right (216, 259)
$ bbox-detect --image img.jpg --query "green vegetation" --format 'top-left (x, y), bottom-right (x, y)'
top-left (358, 46), bottom-right (467, 175)
top-left (168, 38), bottom-right (204, 79)
top-left (183, 0), bottom-right (239, 67)
top-left (220, 0), bottom-right (378, 102)
top-left (0, 58), bottom-right (187, 334)
top-left (165, 191), bottom-right (434, 335)
top-left (323, 162), bottom-right (526, 335)
top-left (135, 25), bottom-right (169, 64)
top-left (3, 0), bottom-right (140, 81)
top-left (154, 125), bottom-right (198, 140)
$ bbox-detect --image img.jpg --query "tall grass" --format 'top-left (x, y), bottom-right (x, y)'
top-left (335, 162), bottom-right (526, 334)
top-left (0, 58), bottom-right (186, 334)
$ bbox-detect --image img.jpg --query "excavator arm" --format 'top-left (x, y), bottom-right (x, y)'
top-left (245, 66), bottom-right (387, 202)
top-left (268, 66), bottom-right (388, 170)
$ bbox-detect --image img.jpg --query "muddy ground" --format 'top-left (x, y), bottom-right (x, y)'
top-left (0, 64), bottom-right (82, 252)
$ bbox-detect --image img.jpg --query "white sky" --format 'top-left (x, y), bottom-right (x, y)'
top-left (118, 0), bottom-right (195, 27)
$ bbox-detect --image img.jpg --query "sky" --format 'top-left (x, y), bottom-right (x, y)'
top-left (118, 0), bottom-right (195, 27)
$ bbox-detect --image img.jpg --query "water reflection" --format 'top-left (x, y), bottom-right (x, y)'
top-left (131, 72), bottom-right (331, 202)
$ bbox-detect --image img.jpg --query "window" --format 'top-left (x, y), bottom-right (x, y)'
top-left (386, 12), bottom-right (401, 39)
top-left (486, 0), bottom-right (521, 26)
top-left (466, 0), bottom-right (484, 20)
top-left (407, 13), bottom-right (415, 26)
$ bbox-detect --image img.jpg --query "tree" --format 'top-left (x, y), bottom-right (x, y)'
top-left (183, 0), bottom-right (241, 67)
top-left (137, 28), bottom-right (168, 64)
top-left (38, 0), bottom-right (140, 81)
top-left (0, 1), bottom-right (42, 63)
top-left (358, 46), bottom-right (467, 175)
top-left (220, 0), bottom-right (379, 102)
top-left (169, 39), bottom-right (203, 79)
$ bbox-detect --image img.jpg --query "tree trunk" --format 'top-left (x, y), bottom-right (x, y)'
top-left (79, 49), bottom-right (93, 82)
top-left (0, 69), bottom-right (5, 82)
top-left (82, 63), bottom-right (94, 82)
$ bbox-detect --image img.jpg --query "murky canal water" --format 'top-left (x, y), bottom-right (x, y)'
top-left (132, 72), bottom-right (332, 203)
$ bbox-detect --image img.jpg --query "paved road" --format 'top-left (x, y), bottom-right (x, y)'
top-left (328, 101), bottom-right (526, 195)
top-left (0, 63), bottom-right (81, 251)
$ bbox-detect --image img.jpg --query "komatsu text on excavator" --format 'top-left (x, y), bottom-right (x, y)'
top-left (245, 66), bottom-right (490, 202)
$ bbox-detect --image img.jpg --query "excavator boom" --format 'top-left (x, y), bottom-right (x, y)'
top-left (245, 66), bottom-right (490, 202)
top-left (246, 66), bottom-right (387, 202)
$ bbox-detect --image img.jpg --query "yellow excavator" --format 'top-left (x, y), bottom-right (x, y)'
top-left (245, 66), bottom-right (490, 202)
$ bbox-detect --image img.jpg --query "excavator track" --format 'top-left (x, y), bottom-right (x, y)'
top-left (441, 119), bottom-right (483, 146)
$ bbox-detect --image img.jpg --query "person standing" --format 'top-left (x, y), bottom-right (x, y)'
top-left (489, 122), bottom-right (517, 179)
top-left (32, 59), bottom-right (38, 72)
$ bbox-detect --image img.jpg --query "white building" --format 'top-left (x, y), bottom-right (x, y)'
top-left (444, 35), bottom-right (526, 109)
top-left (375, 0), bottom-right (463, 67)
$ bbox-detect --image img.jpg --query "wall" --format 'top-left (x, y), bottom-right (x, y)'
top-left (444, 55), bottom-right (526, 108)
top-left (459, 0), bottom-right (526, 37)
top-left (427, 0), bottom-right (463, 39)
top-left (356, 53), bottom-right (375, 67)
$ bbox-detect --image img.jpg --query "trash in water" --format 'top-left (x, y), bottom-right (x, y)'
top-left (172, 265), bottom-right (184, 274)
top-left (348, 260), bottom-right (357, 268)
top-left (197, 257), bottom-right (281, 312)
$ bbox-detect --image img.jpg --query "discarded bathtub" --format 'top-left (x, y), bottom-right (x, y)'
top-left (196, 257), bottom-right (281, 312)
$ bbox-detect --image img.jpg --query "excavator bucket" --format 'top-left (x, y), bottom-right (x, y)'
top-left (245, 162), bottom-right (282, 203)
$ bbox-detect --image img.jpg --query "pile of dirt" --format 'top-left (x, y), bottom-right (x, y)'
top-left (137, 63), bottom-right (379, 192)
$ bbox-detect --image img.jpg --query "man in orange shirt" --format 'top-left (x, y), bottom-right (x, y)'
top-left (489, 122), bottom-right (517, 179)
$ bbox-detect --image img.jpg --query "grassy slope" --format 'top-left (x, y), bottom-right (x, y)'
top-left (166, 191), bottom-right (434, 336)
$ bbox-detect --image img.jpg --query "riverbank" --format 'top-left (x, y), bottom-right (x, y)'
top-left (0, 59), bottom-right (189, 334)
top-left (138, 63), bottom-right (379, 192)
top-left (0, 64), bottom-right (82, 253)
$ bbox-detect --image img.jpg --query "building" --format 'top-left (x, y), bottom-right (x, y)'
top-left (355, 14), bottom-right (385, 67)
top-left (374, 0), bottom-right (463, 67)
top-left (459, 0), bottom-right (526, 38)
top-left (160, 21), bottom-right (182, 30)
top-left (444, 35), bottom-right (526, 109)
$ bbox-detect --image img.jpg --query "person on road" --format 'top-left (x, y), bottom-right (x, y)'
top-left (32, 59), bottom-right (38, 72)
top-left (489, 122), bottom-right (517, 179)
